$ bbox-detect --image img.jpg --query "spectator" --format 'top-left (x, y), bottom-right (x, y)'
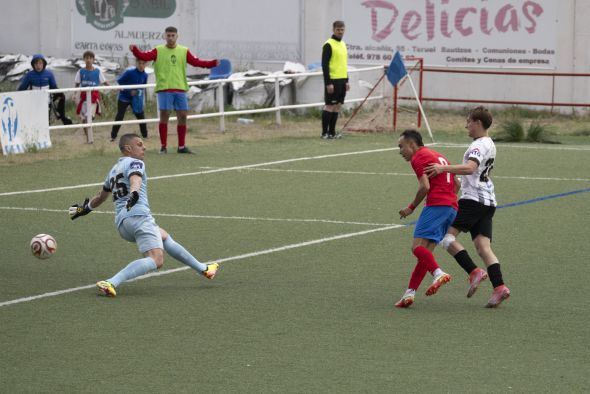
top-left (110, 59), bottom-right (149, 141)
top-left (74, 50), bottom-right (109, 144)
top-left (18, 54), bottom-right (73, 125)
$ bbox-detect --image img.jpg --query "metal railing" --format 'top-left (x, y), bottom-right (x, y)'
top-left (47, 65), bottom-right (386, 140)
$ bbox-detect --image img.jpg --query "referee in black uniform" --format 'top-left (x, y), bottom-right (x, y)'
top-left (321, 20), bottom-right (350, 139)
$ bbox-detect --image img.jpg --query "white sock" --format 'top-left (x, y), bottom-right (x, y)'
top-left (108, 257), bottom-right (157, 288)
top-left (163, 235), bottom-right (207, 272)
top-left (433, 268), bottom-right (443, 278)
top-left (404, 289), bottom-right (416, 297)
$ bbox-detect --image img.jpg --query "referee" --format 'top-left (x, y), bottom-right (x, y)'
top-left (321, 20), bottom-right (350, 139)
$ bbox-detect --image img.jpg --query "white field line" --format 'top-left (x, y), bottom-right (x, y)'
top-left (435, 142), bottom-right (590, 151)
top-left (0, 206), bottom-right (394, 227)
top-left (236, 168), bottom-right (590, 182)
top-left (0, 223), bottom-right (404, 308)
top-left (0, 147), bottom-right (398, 197)
top-left (2, 142), bottom-right (588, 198)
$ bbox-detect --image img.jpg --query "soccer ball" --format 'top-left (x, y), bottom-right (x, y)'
top-left (30, 234), bottom-right (57, 259)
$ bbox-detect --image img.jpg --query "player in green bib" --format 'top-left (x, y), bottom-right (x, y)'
top-left (130, 26), bottom-right (219, 154)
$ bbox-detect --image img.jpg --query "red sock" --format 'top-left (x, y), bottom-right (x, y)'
top-left (158, 123), bottom-right (168, 148)
top-left (408, 259), bottom-right (428, 290)
top-left (177, 124), bottom-right (187, 148)
top-left (412, 245), bottom-right (440, 274)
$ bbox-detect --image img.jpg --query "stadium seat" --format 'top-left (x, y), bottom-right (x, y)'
top-left (307, 62), bottom-right (322, 71)
top-left (209, 59), bottom-right (232, 80)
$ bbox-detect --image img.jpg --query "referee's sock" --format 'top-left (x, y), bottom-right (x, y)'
top-left (453, 249), bottom-right (478, 274)
top-left (328, 112), bottom-right (339, 135)
top-left (321, 110), bottom-right (330, 135)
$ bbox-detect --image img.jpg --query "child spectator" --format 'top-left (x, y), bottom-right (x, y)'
top-left (110, 59), bottom-right (149, 141)
top-left (18, 54), bottom-right (73, 125)
top-left (74, 50), bottom-right (108, 143)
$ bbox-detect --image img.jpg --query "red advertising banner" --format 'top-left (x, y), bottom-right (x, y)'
top-left (343, 0), bottom-right (557, 68)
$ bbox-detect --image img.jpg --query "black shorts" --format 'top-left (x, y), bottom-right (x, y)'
top-left (452, 199), bottom-right (496, 241)
top-left (325, 79), bottom-right (347, 105)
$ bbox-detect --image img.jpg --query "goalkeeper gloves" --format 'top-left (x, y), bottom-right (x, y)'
top-left (69, 198), bottom-right (92, 220)
top-left (126, 191), bottom-right (139, 211)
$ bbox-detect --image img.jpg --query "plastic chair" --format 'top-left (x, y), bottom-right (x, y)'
top-left (209, 59), bottom-right (232, 80)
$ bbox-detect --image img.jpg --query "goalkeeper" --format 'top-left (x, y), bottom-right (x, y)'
top-left (69, 133), bottom-right (219, 297)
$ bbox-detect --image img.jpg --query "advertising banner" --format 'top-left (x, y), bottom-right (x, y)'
top-left (0, 90), bottom-right (51, 155)
top-left (343, 0), bottom-right (557, 68)
top-left (72, 0), bottom-right (180, 58)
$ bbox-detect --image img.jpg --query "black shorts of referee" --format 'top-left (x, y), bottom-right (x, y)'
top-left (325, 79), bottom-right (348, 105)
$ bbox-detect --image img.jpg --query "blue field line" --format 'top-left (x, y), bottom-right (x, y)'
top-left (496, 187), bottom-right (590, 208)
top-left (403, 187), bottom-right (590, 227)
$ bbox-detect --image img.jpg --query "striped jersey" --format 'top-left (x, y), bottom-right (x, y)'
top-left (460, 136), bottom-right (496, 206)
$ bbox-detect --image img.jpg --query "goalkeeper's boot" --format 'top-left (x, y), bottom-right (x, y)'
top-left (467, 267), bottom-right (488, 298)
top-left (425, 272), bottom-right (451, 296)
top-left (201, 263), bottom-right (219, 280)
top-left (485, 285), bottom-right (510, 308)
top-left (394, 290), bottom-right (415, 308)
top-left (96, 281), bottom-right (116, 297)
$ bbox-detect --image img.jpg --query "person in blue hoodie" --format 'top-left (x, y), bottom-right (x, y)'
top-left (110, 59), bottom-right (149, 141)
top-left (18, 54), bottom-right (72, 125)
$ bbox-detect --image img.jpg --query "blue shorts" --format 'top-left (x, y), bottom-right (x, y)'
top-left (118, 215), bottom-right (163, 254)
top-left (414, 206), bottom-right (457, 243)
top-left (157, 91), bottom-right (189, 111)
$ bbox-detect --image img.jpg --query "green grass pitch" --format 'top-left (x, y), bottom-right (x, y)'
top-left (1, 133), bottom-right (589, 393)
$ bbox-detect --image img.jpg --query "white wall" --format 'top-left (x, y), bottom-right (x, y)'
top-left (1, 0), bottom-right (588, 111)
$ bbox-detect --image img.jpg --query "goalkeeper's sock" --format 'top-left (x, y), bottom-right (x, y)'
top-left (108, 257), bottom-right (157, 288)
top-left (328, 112), bottom-right (339, 134)
top-left (163, 235), bottom-right (207, 272)
top-left (158, 123), bottom-right (168, 148)
top-left (321, 110), bottom-right (330, 135)
top-left (453, 249), bottom-right (478, 275)
top-left (412, 245), bottom-right (440, 274)
top-left (177, 124), bottom-right (187, 148)
top-left (408, 259), bottom-right (428, 290)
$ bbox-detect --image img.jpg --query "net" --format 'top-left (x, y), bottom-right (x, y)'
top-left (342, 58), bottom-right (424, 134)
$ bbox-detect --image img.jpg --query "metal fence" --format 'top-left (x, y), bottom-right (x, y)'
top-left (47, 65), bottom-right (386, 141)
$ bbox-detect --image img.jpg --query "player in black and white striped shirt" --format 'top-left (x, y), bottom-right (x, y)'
top-left (425, 106), bottom-right (510, 308)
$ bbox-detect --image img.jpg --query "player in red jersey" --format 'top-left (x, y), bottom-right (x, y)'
top-left (395, 129), bottom-right (459, 308)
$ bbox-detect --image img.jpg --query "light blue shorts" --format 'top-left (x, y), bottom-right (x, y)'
top-left (414, 206), bottom-right (457, 243)
top-left (118, 215), bottom-right (163, 254)
top-left (157, 91), bottom-right (189, 111)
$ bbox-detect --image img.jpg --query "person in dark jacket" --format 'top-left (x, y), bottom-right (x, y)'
top-left (18, 54), bottom-right (72, 125)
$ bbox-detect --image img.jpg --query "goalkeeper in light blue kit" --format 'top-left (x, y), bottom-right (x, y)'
top-left (69, 133), bottom-right (219, 297)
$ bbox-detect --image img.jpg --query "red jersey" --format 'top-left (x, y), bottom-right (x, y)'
top-left (410, 147), bottom-right (458, 209)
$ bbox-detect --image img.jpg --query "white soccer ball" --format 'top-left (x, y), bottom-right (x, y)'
top-left (30, 234), bottom-right (57, 259)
